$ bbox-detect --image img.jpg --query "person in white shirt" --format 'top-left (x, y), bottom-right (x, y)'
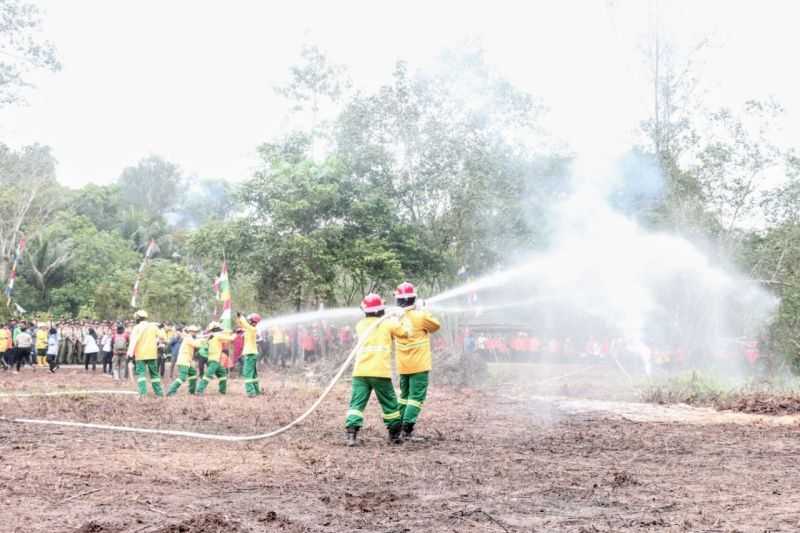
top-left (46, 327), bottom-right (60, 373)
top-left (83, 328), bottom-right (100, 372)
top-left (100, 328), bottom-right (113, 375)
top-left (14, 326), bottom-right (33, 373)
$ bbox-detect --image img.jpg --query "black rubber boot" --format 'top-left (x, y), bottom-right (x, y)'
top-left (346, 427), bottom-right (359, 447)
top-left (388, 424), bottom-right (403, 445)
top-left (401, 422), bottom-right (415, 441)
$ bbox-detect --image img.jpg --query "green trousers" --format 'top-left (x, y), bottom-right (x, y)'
top-left (196, 360), bottom-right (227, 394)
top-left (242, 353), bottom-right (260, 397)
top-left (345, 376), bottom-right (401, 429)
top-left (135, 360), bottom-right (164, 397)
top-left (399, 371), bottom-right (429, 424)
top-left (167, 364), bottom-right (198, 396)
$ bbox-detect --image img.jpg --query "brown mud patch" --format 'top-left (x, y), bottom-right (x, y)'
top-left (2, 368), bottom-right (800, 532)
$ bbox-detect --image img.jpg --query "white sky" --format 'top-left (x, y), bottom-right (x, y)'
top-left (1, 0), bottom-right (798, 188)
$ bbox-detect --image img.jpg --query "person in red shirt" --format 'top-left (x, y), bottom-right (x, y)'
top-left (496, 337), bottom-right (510, 359)
top-left (301, 328), bottom-right (316, 363)
top-left (338, 326), bottom-right (353, 348)
top-left (230, 328), bottom-right (245, 373)
top-left (744, 340), bottom-right (760, 366)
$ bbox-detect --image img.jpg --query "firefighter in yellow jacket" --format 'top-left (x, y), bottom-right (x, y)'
top-left (0, 325), bottom-right (10, 370)
top-left (344, 293), bottom-right (409, 446)
top-left (166, 326), bottom-right (201, 396)
top-left (127, 310), bottom-right (164, 396)
top-left (195, 322), bottom-right (235, 395)
top-left (35, 323), bottom-right (48, 367)
top-left (394, 282), bottom-right (441, 441)
top-left (236, 312), bottom-right (262, 397)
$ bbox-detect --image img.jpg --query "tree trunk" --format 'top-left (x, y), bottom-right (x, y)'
top-left (0, 258), bottom-right (8, 286)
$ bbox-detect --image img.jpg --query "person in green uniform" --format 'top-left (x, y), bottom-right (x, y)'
top-left (344, 293), bottom-right (409, 446)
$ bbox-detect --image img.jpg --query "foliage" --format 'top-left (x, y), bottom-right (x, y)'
top-left (175, 177), bottom-right (239, 228)
top-left (0, 143), bottom-right (62, 283)
top-left (0, 0), bottom-right (61, 106)
top-left (138, 259), bottom-right (197, 323)
top-left (117, 155), bottom-right (184, 219)
top-left (35, 212), bottom-right (139, 317)
top-left (6, 37), bottom-right (800, 378)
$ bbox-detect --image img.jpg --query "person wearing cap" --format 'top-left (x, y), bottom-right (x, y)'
top-left (111, 323), bottom-right (129, 380)
top-left (35, 322), bottom-right (48, 368)
top-left (394, 281), bottom-right (441, 441)
top-left (344, 293), bottom-right (409, 447)
top-left (167, 326), bottom-right (201, 396)
top-left (127, 310), bottom-right (164, 396)
top-left (195, 322), bottom-right (236, 395)
top-left (236, 311), bottom-right (262, 398)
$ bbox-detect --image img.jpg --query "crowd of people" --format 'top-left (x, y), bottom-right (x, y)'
top-left (0, 318), bottom-right (358, 378)
top-left (0, 281), bottom-right (444, 445)
top-left (460, 329), bottom-right (764, 370)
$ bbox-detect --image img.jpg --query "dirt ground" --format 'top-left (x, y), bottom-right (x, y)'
top-left (2, 367), bottom-right (800, 532)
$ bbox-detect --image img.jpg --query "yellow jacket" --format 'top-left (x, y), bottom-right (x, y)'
top-left (208, 331), bottom-right (235, 362)
top-left (353, 317), bottom-right (408, 378)
top-left (127, 321), bottom-right (160, 360)
top-left (35, 329), bottom-right (48, 350)
top-left (0, 328), bottom-right (10, 351)
top-left (396, 309), bottom-right (441, 374)
top-left (238, 316), bottom-right (258, 355)
top-left (271, 327), bottom-right (286, 344)
top-left (177, 335), bottom-right (198, 366)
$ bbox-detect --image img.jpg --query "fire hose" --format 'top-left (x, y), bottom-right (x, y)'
top-left (0, 315), bottom-right (389, 441)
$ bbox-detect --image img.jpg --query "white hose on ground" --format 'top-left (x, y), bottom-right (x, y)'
top-left (0, 316), bottom-right (389, 442)
top-left (0, 390), bottom-right (139, 398)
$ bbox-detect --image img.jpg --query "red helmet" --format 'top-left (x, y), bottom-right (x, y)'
top-left (247, 313), bottom-right (262, 325)
top-left (360, 293), bottom-right (385, 313)
top-left (394, 281), bottom-right (417, 299)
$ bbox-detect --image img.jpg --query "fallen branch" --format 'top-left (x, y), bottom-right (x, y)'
top-left (60, 488), bottom-right (100, 503)
top-left (452, 508), bottom-right (512, 533)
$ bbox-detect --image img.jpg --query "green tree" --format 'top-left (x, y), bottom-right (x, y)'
top-left (117, 155), bottom-right (184, 218)
top-left (138, 259), bottom-right (197, 323)
top-left (334, 48), bottom-right (559, 284)
top-left (276, 43), bottom-right (351, 130)
top-left (241, 154), bottom-right (349, 309)
top-left (176, 177), bottom-right (239, 228)
top-left (0, 143), bottom-right (61, 284)
top-left (31, 213), bottom-right (139, 317)
top-left (69, 183), bottom-right (125, 233)
top-left (694, 100), bottom-right (784, 241)
top-left (0, 0), bottom-right (60, 106)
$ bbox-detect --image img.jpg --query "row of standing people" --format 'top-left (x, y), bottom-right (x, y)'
top-left (2, 317), bottom-right (362, 377)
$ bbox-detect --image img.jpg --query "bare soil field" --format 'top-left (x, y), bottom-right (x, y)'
top-left (2, 368), bottom-right (800, 532)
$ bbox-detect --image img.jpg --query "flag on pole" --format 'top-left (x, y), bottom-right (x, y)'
top-left (5, 236), bottom-right (26, 306)
top-left (131, 239), bottom-right (157, 308)
top-left (217, 261), bottom-right (232, 330)
top-left (212, 275), bottom-right (222, 316)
